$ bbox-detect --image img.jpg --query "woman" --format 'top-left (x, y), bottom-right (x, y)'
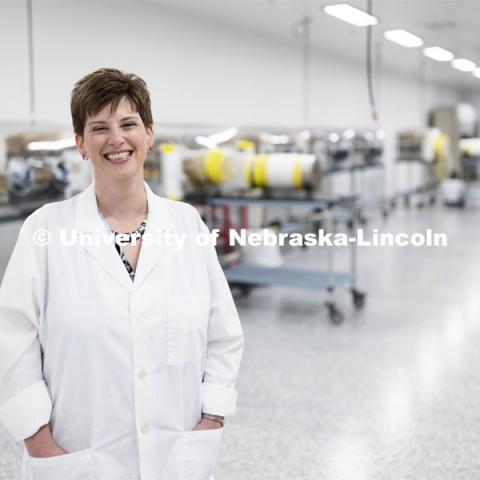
top-left (0, 68), bottom-right (244, 480)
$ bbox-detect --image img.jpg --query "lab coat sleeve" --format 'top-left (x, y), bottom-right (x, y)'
top-left (195, 211), bottom-right (244, 417)
top-left (0, 212), bottom-right (52, 441)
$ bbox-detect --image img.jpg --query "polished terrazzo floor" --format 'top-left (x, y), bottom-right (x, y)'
top-left (1, 201), bottom-right (479, 480)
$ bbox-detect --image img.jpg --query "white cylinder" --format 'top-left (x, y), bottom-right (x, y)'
top-left (240, 228), bottom-right (284, 268)
top-left (161, 144), bottom-right (184, 200)
top-left (247, 153), bottom-right (320, 189)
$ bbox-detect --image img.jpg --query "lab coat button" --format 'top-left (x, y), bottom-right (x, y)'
top-left (138, 370), bottom-right (147, 380)
top-left (140, 423), bottom-right (150, 434)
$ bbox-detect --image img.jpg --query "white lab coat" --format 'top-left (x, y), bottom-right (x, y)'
top-left (0, 182), bottom-right (244, 480)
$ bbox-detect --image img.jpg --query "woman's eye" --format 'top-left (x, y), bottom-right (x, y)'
top-left (92, 122), bottom-right (136, 131)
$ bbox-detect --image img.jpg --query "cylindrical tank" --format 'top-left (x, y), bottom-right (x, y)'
top-left (245, 153), bottom-right (320, 189)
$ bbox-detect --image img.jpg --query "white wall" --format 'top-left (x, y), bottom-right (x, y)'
top-left (0, 1), bottom-right (462, 193)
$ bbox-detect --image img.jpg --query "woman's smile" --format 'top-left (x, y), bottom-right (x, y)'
top-left (104, 150), bottom-right (134, 164)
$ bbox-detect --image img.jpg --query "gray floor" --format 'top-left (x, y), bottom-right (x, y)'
top-left (1, 203), bottom-right (480, 479)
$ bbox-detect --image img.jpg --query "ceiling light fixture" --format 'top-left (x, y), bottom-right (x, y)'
top-left (259, 132), bottom-right (290, 145)
top-left (196, 127), bottom-right (239, 149)
top-left (323, 4), bottom-right (378, 27)
top-left (384, 29), bottom-right (424, 48)
top-left (452, 58), bottom-right (476, 72)
top-left (423, 46), bottom-right (454, 62)
top-left (28, 137), bottom-right (76, 151)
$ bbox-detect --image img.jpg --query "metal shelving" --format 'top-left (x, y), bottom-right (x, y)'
top-left (201, 194), bottom-right (367, 323)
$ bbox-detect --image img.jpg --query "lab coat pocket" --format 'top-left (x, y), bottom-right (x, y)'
top-left (167, 296), bottom-right (210, 366)
top-left (183, 428), bottom-right (222, 480)
top-left (28, 448), bottom-right (94, 480)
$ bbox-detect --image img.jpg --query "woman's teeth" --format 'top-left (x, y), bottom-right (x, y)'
top-left (105, 151), bottom-right (132, 160)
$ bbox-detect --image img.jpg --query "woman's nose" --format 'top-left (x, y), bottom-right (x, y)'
top-left (107, 126), bottom-right (125, 146)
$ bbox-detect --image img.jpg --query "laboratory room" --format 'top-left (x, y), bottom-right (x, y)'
top-left (0, 0), bottom-right (479, 479)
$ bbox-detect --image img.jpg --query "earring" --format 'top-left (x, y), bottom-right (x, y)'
top-left (148, 145), bottom-right (152, 153)
top-left (82, 154), bottom-right (89, 161)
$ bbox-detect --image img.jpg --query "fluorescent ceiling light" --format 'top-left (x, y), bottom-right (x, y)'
top-left (323, 4), bottom-right (378, 27)
top-left (28, 137), bottom-right (76, 151)
top-left (328, 133), bottom-right (340, 142)
top-left (473, 68), bottom-right (480, 79)
top-left (196, 127), bottom-right (238, 149)
top-left (259, 132), bottom-right (290, 145)
top-left (384, 29), bottom-right (424, 48)
top-left (423, 46), bottom-right (454, 62)
top-left (452, 58), bottom-right (476, 72)
top-left (376, 129), bottom-right (386, 140)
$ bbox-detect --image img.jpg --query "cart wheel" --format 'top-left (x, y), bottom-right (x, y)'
top-left (390, 199), bottom-right (397, 209)
top-left (351, 289), bottom-right (366, 309)
top-left (346, 219), bottom-right (354, 231)
top-left (381, 208), bottom-right (389, 219)
top-left (429, 195), bottom-right (436, 206)
top-left (360, 216), bottom-right (368, 226)
top-left (326, 303), bottom-right (344, 324)
top-left (417, 202), bottom-right (425, 209)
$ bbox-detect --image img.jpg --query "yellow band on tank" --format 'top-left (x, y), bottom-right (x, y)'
top-left (434, 134), bottom-right (448, 179)
top-left (245, 156), bottom-right (254, 187)
top-left (236, 139), bottom-right (255, 151)
top-left (434, 135), bottom-right (445, 157)
top-left (294, 157), bottom-right (303, 189)
top-left (160, 144), bottom-right (176, 153)
top-left (204, 149), bottom-right (226, 184)
top-left (253, 154), bottom-right (269, 187)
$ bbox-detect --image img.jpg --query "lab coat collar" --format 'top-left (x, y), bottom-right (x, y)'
top-left (75, 181), bottom-right (176, 294)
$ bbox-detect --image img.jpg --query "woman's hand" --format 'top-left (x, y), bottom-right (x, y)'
top-left (193, 416), bottom-right (223, 431)
top-left (28, 444), bottom-right (66, 458)
top-left (24, 424), bottom-right (67, 458)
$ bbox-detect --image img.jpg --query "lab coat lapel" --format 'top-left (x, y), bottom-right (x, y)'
top-left (132, 183), bottom-right (176, 291)
top-left (74, 182), bottom-right (133, 294)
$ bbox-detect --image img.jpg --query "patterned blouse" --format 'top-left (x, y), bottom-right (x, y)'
top-left (98, 210), bottom-right (148, 282)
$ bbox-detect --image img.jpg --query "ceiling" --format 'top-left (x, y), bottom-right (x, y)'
top-left (155, 0), bottom-right (480, 92)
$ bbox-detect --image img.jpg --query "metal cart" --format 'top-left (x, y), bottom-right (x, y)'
top-left (390, 157), bottom-right (438, 209)
top-left (322, 160), bottom-right (388, 224)
top-left (201, 195), bottom-right (366, 324)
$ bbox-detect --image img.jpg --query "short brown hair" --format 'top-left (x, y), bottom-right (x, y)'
top-left (71, 68), bottom-right (153, 136)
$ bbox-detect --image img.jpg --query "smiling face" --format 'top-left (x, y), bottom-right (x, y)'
top-left (75, 96), bottom-right (154, 185)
